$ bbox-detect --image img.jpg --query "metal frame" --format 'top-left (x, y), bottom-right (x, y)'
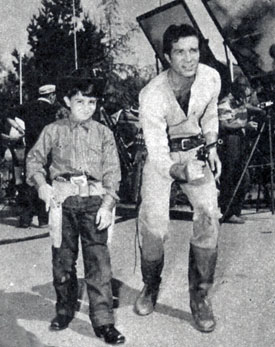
top-left (201, 0), bottom-right (263, 83)
top-left (136, 0), bottom-right (216, 67)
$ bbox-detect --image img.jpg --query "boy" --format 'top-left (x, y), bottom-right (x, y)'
top-left (26, 75), bottom-right (125, 345)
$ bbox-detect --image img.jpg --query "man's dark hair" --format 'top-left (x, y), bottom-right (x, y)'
top-left (163, 24), bottom-right (200, 56)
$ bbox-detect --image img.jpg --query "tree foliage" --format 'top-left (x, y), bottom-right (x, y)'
top-left (0, 0), bottom-right (155, 116)
top-left (98, 0), bottom-right (140, 60)
top-left (13, 0), bottom-right (107, 99)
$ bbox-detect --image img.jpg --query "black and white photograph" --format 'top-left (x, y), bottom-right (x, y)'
top-left (0, 0), bottom-right (274, 346)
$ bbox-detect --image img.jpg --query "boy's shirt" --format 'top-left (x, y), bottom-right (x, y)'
top-left (26, 117), bottom-right (121, 199)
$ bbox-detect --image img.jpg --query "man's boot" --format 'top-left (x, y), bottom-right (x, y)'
top-left (134, 255), bottom-right (164, 316)
top-left (188, 244), bottom-right (217, 333)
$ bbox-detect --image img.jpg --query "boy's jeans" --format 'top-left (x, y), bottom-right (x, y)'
top-left (52, 195), bottom-right (115, 328)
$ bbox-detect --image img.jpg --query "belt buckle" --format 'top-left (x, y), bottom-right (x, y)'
top-left (70, 175), bottom-right (89, 197)
top-left (181, 139), bottom-right (190, 150)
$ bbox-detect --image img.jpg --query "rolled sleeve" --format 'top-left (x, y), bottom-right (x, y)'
top-left (201, 71), bottom-right (221, 135)
top-left (139, 89), bottom-right (175, 179)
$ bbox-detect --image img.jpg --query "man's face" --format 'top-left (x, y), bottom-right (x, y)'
top-left (64, 92), bottom-right (97, 122)
top-left (165, 36), bottom-right (200, 78)
top-left (50, 93), bottom-right (56, 104)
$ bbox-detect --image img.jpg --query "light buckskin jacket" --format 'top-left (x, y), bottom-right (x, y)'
top-left (139, 63), bottom-right (221, 179)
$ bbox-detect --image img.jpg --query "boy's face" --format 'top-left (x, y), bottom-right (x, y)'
top-left (64, 91), bottom-right (97, 122)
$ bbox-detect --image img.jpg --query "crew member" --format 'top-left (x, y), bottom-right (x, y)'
top-left (7, 84), bottom-right (57, 228)
top-left (218, 75), bottom-right (260, 223)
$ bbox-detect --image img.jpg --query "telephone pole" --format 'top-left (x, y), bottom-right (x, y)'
top-left (72, 0), bottom-right (78, 70)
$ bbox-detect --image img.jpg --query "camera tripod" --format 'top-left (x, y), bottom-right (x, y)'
top-left (220, 103), bottom-right (275, 223)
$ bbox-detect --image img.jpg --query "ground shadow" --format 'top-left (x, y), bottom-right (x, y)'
top-left (112, 278), bottom-right (192, 326)
top-left (0, 289), bottom-right (57, 347)
top-left (33, 277), bottom-right (193, 331)
top-left (155, 303), bottom-right (193, 324)
top-left (0, 276), bottom-right (195, 346)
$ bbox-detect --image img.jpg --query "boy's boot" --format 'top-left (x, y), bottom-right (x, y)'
top-left (188, 244), bottom-right (217, 333)
top-left (134, 255), bottom-right (164, 316)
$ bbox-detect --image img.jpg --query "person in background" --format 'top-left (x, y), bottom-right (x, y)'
top-left (26, 74), bottom-right (125, 345)
top-left (134, 24), bottom-right (222, 333)
top-left (218, 75), bottom-right (261, 223)
top-left (7, 84), bottom-right (57, 228)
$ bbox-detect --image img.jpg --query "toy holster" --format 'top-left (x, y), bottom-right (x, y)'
top-left (49, 177), bottom-right (106, 248)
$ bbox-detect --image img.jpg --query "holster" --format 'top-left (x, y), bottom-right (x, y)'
top-left (49, 178), bottom-right (106, 248)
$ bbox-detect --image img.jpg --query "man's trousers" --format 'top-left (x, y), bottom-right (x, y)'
top-left (138, 150), bottom-right (221, 261)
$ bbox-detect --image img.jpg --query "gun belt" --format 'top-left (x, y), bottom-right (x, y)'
top-left (169, 136), bottom-right (205, 152)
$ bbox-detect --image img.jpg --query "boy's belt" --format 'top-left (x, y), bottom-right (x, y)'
top-left (169, 135), bottom-right (205, 152)
top-left (53, 175), bottom-right (106, 197)
top-left (49, 178), bottom-right (106, 248)
top-left (55, 173), bottom-right (95, 182)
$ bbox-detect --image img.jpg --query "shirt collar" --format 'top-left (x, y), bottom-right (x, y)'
top-left (69, 117), bottom-right (93, 131)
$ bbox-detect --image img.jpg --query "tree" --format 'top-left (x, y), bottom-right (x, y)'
top-left (13, 0), bottom-right (107, 99)
top-left (0, 63), bottom-right (20, 114)
top-left (97, 0), bottom-right (140, 64)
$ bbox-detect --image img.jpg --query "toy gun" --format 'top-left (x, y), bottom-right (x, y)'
top-left (100, 107), bottom-right (134, 172)
top-left (196, 139), bottom-right (223, 162)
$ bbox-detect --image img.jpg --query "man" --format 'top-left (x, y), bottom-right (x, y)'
top-left (134, 24), bottom-right (222, 333)
top-left (218, 75), bottom-right (261, 223)
top-left (7, 84), bottom-right (58, 228)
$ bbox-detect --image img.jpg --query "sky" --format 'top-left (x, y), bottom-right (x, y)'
top-left (0, 0), bottom-right (170, 69)
top-left (0, 0), bottom-right (229, 71)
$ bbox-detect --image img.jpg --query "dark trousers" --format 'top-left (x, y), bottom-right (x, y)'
top-left (52, 195), bottom-right (114, 328)
top-left (19, 184), bottom-right (48, 225)
top-left (219, 133), bottom-right (250, 218)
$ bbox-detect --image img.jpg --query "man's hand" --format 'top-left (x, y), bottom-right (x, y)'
top-left (208, 147), bottom-right (221, 180)
top-left (170, 163), bottom-right (187, 181)
top-left (246, 120), bottom-right (258, 130)
top-left (16, 126), bottom-right (25, 135)
top-left (170, 161), bottom-right (205, 182)
top-left (38, 184), bottom-right (54, 211)
top-left (96, 207), bottom-right (113, 231)
top-left (9, 132), bottom-right (24, 141)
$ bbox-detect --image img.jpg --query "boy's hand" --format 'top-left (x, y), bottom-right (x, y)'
top-left (96, 207), bottom-right (112, 231)
top-left (38, 184), bottom-right (54, 211)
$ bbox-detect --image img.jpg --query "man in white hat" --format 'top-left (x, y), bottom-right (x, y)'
top-left (7, 83), bottom-right (58, 228)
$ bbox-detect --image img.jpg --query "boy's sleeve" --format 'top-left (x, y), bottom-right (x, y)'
top-left (101, 127), bottom-right (121, 203)
top-left (26, 126), bottom-right (53, 188)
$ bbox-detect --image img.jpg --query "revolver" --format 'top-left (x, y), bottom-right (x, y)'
top-left (196, 139), bottom-right (223, 162)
